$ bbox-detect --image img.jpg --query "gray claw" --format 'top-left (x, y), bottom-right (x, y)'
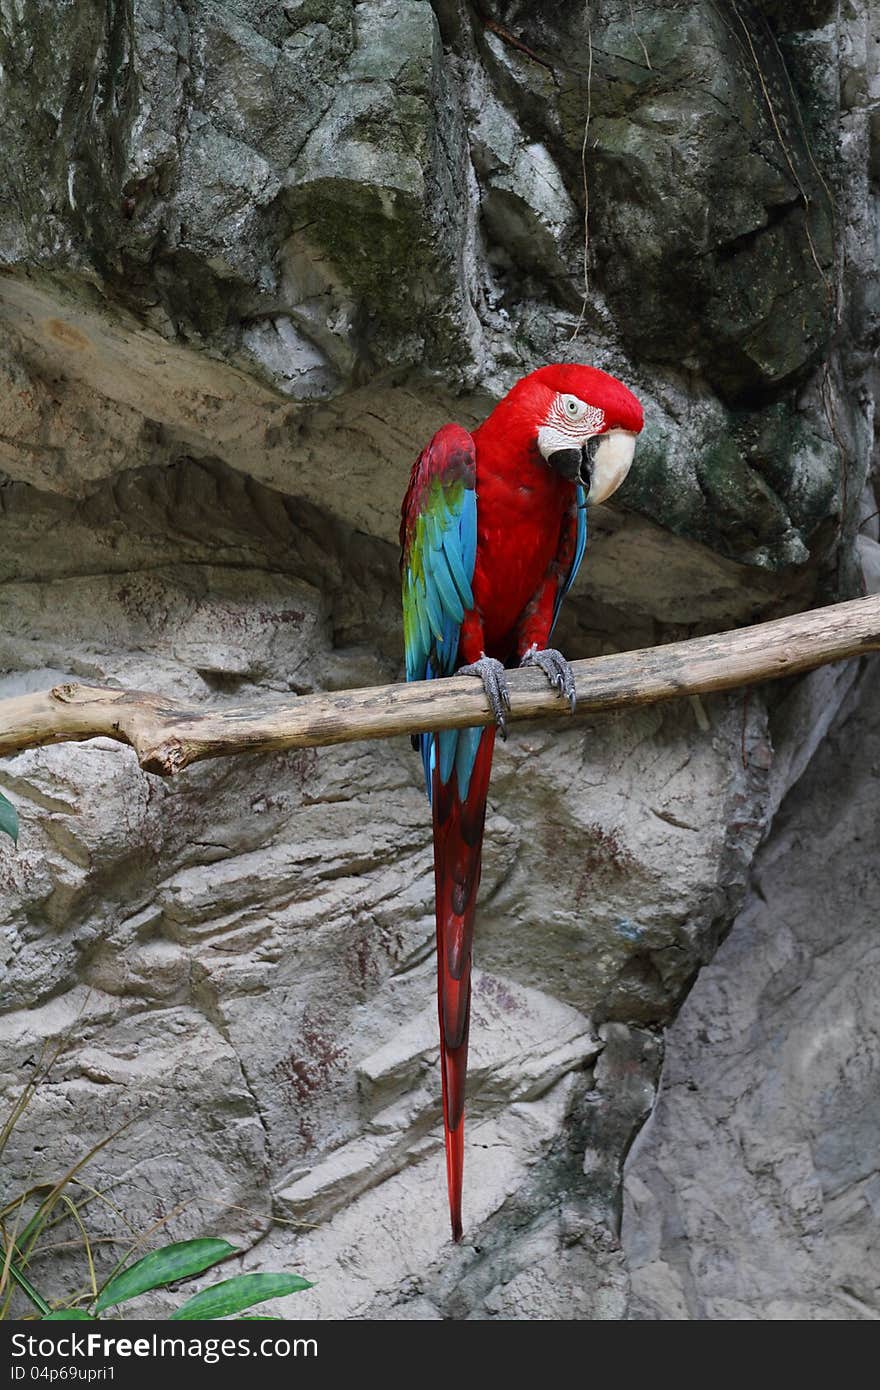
top-left (520, 645), bottom-right (577, 712)
top-left (457, 654), bottom-right (511, 739)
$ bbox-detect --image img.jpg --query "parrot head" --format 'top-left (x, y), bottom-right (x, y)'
top-left (481, 363), bottom-right (644, 504)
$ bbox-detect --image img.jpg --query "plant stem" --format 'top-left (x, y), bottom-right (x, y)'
top-left (3, 1248), bottom-right (52, 1317)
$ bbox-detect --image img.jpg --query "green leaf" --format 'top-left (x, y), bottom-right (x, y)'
top-left (95, 1239), bottom-right (238, 1313)
top-left (170, 1273), bottom-right (313, 1321)
top-left (0, 792), bottom-right (18, 844)
top-left (42, 1310), bottom-right (96, 1321)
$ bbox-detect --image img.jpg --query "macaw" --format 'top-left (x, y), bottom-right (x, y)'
top-left (400, 363), bottom-right (644, 1241)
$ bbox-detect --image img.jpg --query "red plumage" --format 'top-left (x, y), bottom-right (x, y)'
top-left (467, 366), bottom-right (641, 659)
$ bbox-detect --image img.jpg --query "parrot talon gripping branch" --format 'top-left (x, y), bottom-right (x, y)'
top-left (520, 644), bottom-right (579, 712)
top-left (400, 363), bottom-right (644, 1240)
top-left (456, 654), bottom-right (512, 737)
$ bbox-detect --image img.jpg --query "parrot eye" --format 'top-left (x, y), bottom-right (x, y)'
top-left (562, 394), bottom-right (585, 419)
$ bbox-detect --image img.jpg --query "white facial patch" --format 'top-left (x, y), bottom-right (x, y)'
top-left (587, 430), bottom-right (637, 504)
top-left (537, 394), bottom-right (605, 462)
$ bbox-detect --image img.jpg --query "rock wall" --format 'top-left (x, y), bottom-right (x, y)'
top-left (0, 2), bottom-right (877, 1318)
top-left (624, 658), bottom-right (880, 1320)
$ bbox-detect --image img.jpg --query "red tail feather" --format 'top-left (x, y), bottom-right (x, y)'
top-left (431, 727), bottom-right (496, 1241)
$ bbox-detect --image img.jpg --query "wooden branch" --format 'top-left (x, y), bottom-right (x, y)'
top-left (0, 595), bottom-right (877, 778)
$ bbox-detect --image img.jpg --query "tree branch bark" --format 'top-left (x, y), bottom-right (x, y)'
top-left (0, 595), bottom-right (877, 777)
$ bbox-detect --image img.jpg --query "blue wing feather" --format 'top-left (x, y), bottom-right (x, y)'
top-left (441, 531), bottom-right (474, 610)
top-left (401, 426), bottom-right (479, 801)
top-left (430, 553), bottom-right (465, 624)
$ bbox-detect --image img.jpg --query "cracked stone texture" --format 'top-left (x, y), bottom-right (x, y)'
top-left (0, 1), bottom-right (877, 1319)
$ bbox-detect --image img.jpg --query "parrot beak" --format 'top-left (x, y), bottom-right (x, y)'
top-left (545, 435), bottom-right (603, 489)
top-left (546, 446), bottom-right (583, 481)
top-left (585, 429), bottom-right (638, 504)
top-left (544, 429), bottom-right (638, 500)
top-left (578, 437), bottom-right (599, 488)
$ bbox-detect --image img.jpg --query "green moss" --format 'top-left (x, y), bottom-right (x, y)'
top-left (731, 403), bottom-right (840, 536)
top-left (696, 437), bottom-right (790, 546)
top-left (291, 179), bottom-right (431, 318)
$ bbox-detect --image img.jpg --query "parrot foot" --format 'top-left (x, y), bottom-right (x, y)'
top-left (457, 654), bottom-right (511, 739)
top-left (520, 645), bottom-right (577, 712)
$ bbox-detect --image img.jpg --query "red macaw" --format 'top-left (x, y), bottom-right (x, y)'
top-left (400, 364), bottom-right (643, 1240)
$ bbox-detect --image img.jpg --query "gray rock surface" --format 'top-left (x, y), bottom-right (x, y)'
top-left (0, 1), bottom-right (877, 1319)
top-left (623, 659), bottom-right (880, 1320)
